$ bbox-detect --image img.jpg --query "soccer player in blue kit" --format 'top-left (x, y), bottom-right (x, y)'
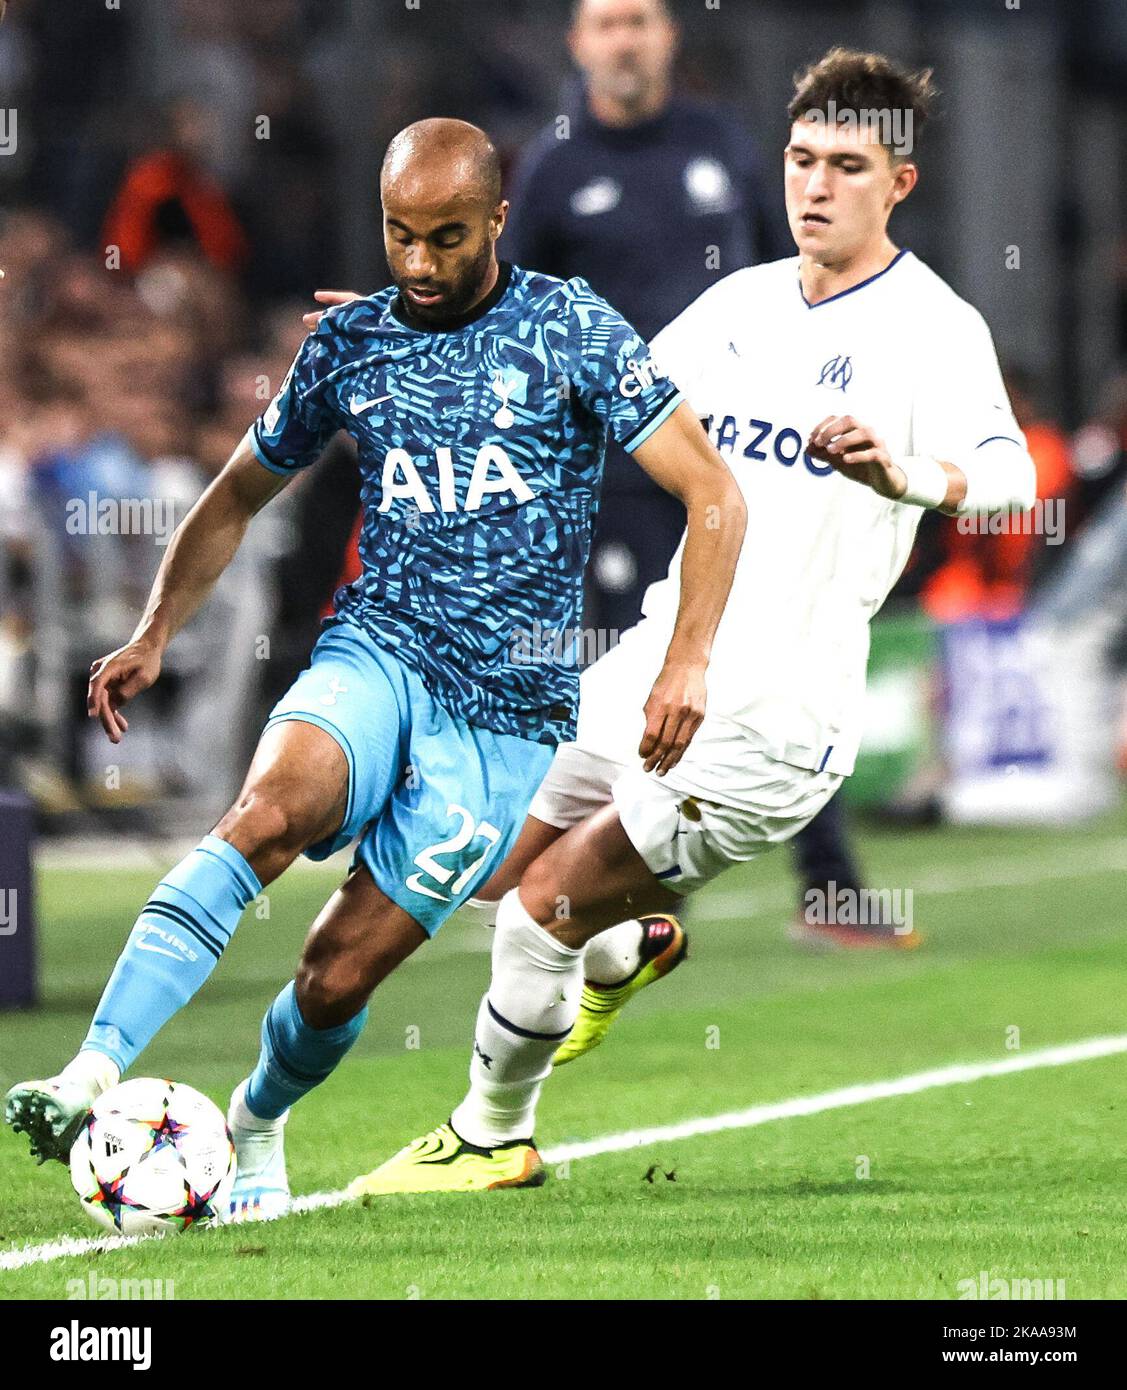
top-left (5, 119), bottom-right (746, 1217)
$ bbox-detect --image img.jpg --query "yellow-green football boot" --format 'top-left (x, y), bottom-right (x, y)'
top-left (552, 914), bottom-right (688, 1067)
top-left (347, 1122), bottom-right (545, 1198)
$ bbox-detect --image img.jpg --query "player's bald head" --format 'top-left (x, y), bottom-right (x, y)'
top-left (379, 119), bottom-right (508, 326)
top-left (381, 118), bottom-right (502, 211)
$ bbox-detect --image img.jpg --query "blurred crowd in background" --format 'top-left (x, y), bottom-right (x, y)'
top-left (1, 0), bottom-right (1126, 831)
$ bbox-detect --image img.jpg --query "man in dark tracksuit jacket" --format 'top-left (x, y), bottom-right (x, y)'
top-left (505, 0), bottom-right (914, 947)
top-left (506, 94), bottom-right (784, 628)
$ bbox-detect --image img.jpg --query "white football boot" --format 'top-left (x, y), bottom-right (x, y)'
top-left (5, 1052), bottom-right (120, 1164)
top-left (5, 1077), bottom-right (101, 1164)
top-left (223, 1080), bottom-right (292, 1223)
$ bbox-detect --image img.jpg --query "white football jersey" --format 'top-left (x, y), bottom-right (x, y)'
top-left (622, 250), bottom-right (1035, 777)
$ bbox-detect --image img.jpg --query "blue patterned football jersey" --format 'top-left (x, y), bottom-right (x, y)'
top-left (250, 262), bottom-right (682, 744)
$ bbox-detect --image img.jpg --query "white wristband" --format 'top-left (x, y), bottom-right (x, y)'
top-left (895, 455), bottom-right (949, 509)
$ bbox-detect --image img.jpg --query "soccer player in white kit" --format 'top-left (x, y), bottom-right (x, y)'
top-left (348, 47), bottom-right (1039, 1194)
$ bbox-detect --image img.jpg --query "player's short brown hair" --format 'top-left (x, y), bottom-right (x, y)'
top-left (788, 47), bottom-right (937, 160)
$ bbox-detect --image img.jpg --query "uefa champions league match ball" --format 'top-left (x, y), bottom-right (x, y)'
top-left (69, 1077), bottom-right (236, 1236)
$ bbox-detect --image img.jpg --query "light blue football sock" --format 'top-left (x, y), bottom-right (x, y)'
top-left (244, 981), bottom-right (367, 1120)
top-left (82, 834), bottom-right (261, 1074)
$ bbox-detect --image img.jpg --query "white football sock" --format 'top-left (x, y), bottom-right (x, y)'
top-left (58, 1049), bottom-right (120, 1099)
top-left (583, 919), bottom-right (645, 985)
top-left (451, 888), bottom-right (583, 1147)
top-left (229, 1078), bottom-right (287, 1133)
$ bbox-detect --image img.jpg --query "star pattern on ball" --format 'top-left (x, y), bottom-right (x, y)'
top-left (91, 1173), bottom-right (132, 1231)
top-left (148, 1108), bottom-right (190, 1151)
top-left (176, 1184), bottom-right (217, 1231)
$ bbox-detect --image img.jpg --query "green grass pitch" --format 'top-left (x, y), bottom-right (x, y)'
top-left (2, 808), bottom-right (1126, 1299)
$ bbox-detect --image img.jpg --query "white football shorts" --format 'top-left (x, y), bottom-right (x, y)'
top-left (530, 662), bottom-right (843, 896)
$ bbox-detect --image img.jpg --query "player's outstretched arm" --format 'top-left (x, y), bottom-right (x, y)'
top-left (631, 401), bottom-right (747, 775)
top-left (87, 437), bottom-right (290, 744)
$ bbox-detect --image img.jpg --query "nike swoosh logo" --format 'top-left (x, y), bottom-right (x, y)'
top-left (350, 393), bottom-right (392, 415)
top-left (405, 872), bottom-right (450, 903)
top-left (135, 939), bottom-right (192, 961)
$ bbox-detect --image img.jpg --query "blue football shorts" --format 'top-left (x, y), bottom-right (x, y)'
top-left (263, 619), bottom-right (554, 935)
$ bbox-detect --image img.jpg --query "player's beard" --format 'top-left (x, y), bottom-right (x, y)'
top-left (397, 239), bottom-right (497, 325)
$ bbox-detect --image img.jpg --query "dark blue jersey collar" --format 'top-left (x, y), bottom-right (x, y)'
top-left (799, 248), bottom-right (910, 309)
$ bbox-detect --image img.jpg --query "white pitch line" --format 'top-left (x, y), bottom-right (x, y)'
top-left (0, 1231), bottom-right (148, 1271)
top-left (4, 1032), bottom-right (1126, 1273)
top-left (539, 1032), bottom-right (1127, 1163)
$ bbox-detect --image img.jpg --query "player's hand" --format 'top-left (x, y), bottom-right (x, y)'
top-left (87, 640), bottom-right (163, 744)
top-left (807, 415), bottom-right (907, 500)
top-left (302, 289), bottom-right (362, 330)
top-left (639, 660), bottom-right (707, 776)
